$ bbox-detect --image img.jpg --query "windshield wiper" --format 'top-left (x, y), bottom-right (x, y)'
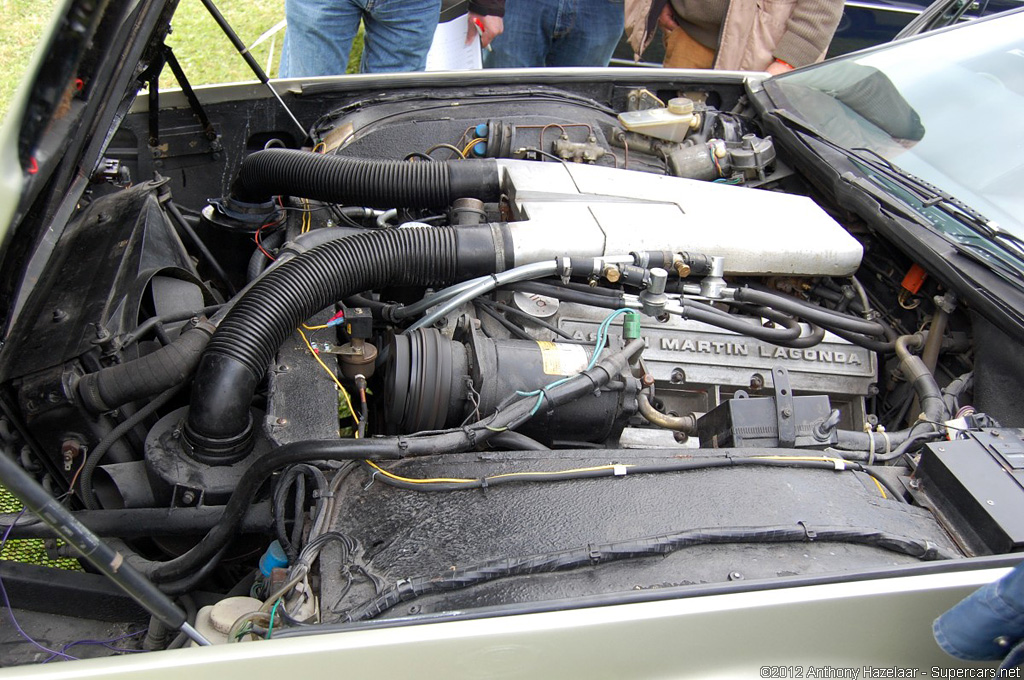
top-left (771, 109), bottom-right (1024, 265)
top-left (951, 240), bottom-right (1024, 285)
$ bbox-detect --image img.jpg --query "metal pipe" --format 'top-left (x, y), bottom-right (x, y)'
top-left (198, 0), bottom-right (306, 139)
top-left (406, 260), bottom-right (560, 332)
top-left (638, 393), bottom-right (697, 435)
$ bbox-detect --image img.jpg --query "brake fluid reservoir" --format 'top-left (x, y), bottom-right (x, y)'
top-left (617, 97), bottom-right (700, 143)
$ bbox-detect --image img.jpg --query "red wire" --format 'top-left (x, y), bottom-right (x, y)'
top-left (255, 221), bottom-right (278, 261)
top-left (255, 199), bottom-right (286, 261)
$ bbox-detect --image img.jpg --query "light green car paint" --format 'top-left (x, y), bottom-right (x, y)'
top-left (0, 568), bottom-right (1007, 678)
top-left (0, 3), bottom-right (1014, 677)
top-left (0, 2), bottom-right (64, 251)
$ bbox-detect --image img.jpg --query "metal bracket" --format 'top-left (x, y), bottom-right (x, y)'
top-left (143, 45), bottom-right (221, 156)
top-left (773, 365), bottom-right (796, 447)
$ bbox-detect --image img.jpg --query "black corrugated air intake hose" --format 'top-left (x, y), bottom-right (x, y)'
top-left (184, 226), bottom-right (504, 461)
top-left (230, 149), bottom-right (502, 209)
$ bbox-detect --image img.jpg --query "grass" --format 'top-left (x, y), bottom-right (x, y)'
top-left (0, 0), bottom-right (60, 121)
top-left (0, 0), bottom-right (364, 122)
top-left (1, 486), bottom-right (82, 570)
top-left (161, 0), bottom-right (288, 91)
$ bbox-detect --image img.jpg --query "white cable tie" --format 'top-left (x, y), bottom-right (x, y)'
top-left (867, 425), bottom-right (876, 465)
top-left (613, 464), bottom-right (628, 476)
top-left (878, 425), bottom-right (891, 455)
top-left (831, 458), bottom-right (845, 471)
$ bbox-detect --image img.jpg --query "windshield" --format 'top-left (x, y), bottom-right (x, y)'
top-left (770, 10), bottom-right (1024, 238)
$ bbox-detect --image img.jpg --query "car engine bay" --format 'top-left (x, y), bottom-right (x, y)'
top-left (2, 71), bottom-right (1023, 653)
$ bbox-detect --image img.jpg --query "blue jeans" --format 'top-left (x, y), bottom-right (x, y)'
top-left (281, 0), bottom-right (442, 76)
top-left (484, 0), bottom-right (624, 68)
top-left (934, 561), bottom-right (1024, 671)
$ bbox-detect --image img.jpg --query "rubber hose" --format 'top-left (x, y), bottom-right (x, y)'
top-left (895, 333), bottom-right (946, 425)
top-left (835, 334), bottom-right (949, 457)
top-left (508, 281), bottom-right (625, 309)
top-left (80, 385), bottom-right (182, 510)
top-left (734, 286), bottom-right (890, 337)
top-left (246, 228), bottom-right (285, 283)
top-left (942, 372), bottom-right (973, 415)
top-left (77, 326), bottom-right (212, 414)
top-left (488, 431), bottom-right (551, 451)
top-left (186, 227), bottom-right (497, 458)
top-left (678, 303), bottom-right (804, 345)
top-left (737, 286), bottom-right (888, 337)
top-left (0, 503), bottom-right (274, 540)
top-left (230, 149), bottom-right (501, 209)
top-left (725, 302), bottom-right (826, 349)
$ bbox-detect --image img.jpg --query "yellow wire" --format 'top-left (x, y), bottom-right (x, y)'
top-left (302, 323), bottom-right (330, 330)
top-left (362, 460), bottom-right (633, 485)
top-left (871, 477), bottom-right (888, 499)
top-left (488, 465), bottom-right (632, 480)
top-left (296, 327), bottom-right (360, 429)
top-left (752, 455), bottom-right (855, 464)
top-left (312, 141), bottom-right (326, 153)
top-left (301, 198), bottom-right (311, 234)
top-left (751, 455), bottom-right (888, 500)
top-left (461, 137), bottom-right (487, 158)
top-left (362, 455), bottom-right (889, 500)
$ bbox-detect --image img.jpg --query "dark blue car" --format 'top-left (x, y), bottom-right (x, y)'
top-left (831, 0), bottom-right (1024, 55)
top-left (612, 0), bottom-right (1024, 65)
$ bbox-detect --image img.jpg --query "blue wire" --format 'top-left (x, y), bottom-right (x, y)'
top-left (1, 510), bottom-right (79, 661)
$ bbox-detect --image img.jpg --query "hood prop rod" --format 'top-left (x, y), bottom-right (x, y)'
top-left (0, 452), bottom-right (212, 647)
top-left (198, 0), bottom-right (307, 141)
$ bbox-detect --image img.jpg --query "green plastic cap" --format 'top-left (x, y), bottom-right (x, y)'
top-left (623, 311), bottom-right (642, 340)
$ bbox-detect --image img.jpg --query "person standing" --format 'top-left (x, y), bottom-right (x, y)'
top-left (281, 0), bottom-right (504, 77)
top-left (625, 0), bottom-right (843, 74)
top-left (484, 0), bottom-right (625, 68)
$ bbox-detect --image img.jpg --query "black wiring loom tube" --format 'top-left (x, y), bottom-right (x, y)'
top-left (346, 524), bottom-right (957, 621)
top-left (230, 149), bottom-right (501, 209)
top-left (186, 226), bottom-right (501, 459)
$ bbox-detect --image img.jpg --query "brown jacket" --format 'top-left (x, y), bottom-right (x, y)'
top-left (625, 0), bottom-right (842, 70)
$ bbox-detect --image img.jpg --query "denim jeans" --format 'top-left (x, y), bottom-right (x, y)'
top-left (484, 0), bottom-right (625, 68)
top-left (934, 561), bottom-right (1024, 671)
top-left (281, 0), bottom-right (442, 76)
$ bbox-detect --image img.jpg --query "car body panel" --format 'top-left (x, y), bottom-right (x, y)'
top-left (0, 567), bottom-right (1010, 678)
top-left (2, 0), bottom-right (1024, 674)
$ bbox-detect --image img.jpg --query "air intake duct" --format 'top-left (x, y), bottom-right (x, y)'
top-left (230, 149), bottom-right (501, 209)
top-left (184, 226), bottom-right (503, 460)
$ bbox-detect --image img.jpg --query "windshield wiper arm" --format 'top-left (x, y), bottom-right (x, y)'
top-left (772, 109), bottom-right (1024, 262)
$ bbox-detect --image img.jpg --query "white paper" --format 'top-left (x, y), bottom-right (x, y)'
top-left (425, 14), bottom-right (483, 71)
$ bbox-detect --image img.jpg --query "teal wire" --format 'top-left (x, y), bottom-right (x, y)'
top-left (266, 599), bottom-right (282, 640)
top-left (516, 307), bottom-right (634, 416)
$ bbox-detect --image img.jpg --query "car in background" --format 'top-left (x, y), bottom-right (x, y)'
top-left (611, 0), bottom-right (1024, 65)
top-left (0, 0), bottom-right (1022, 675)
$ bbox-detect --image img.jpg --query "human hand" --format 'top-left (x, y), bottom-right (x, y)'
top-left (466, 12), bottom-right (504, 48)
top-left (765, 59), bottom-right (795, 75)
top-left (657, 3), bottom-right (681, 32)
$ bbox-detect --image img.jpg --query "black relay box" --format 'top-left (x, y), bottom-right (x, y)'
top-left (916, 429), bottom-right (1024, 555)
